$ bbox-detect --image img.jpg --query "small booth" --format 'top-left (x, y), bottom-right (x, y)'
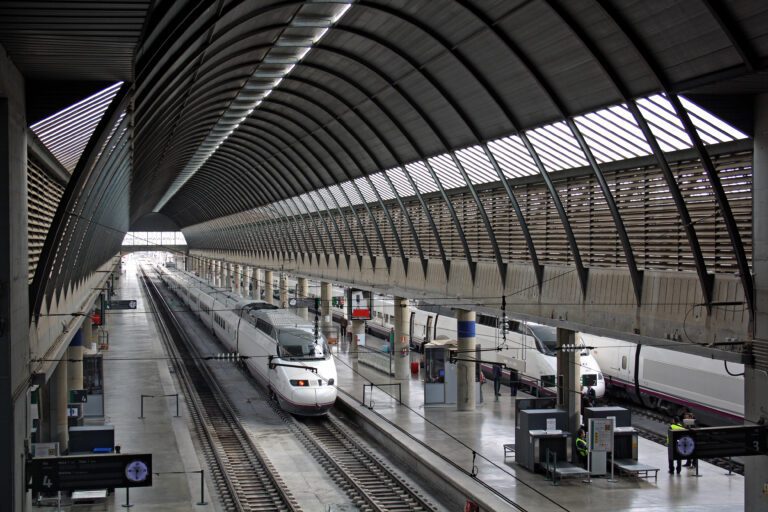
top-left (423, 338), bottom-right (457, 405)
top-left (583, 406), bottom-right (638, 461)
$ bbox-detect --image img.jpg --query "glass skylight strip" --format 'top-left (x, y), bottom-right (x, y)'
top-left (526, 129), bottom-right (581, 170)
top-left (487, 136), bottom-right (539, 178)
top-left (369, 173), bottom-right (396, 200)
top-left (385, 167), bottom-right (416, 197)
top-left (406, 161), bottom-right (440, 193)
top-left (456, 146), bottom-right (497, 184)
top-left (428, 154), bottom-right (466, 189)
top-left (680, 96), bottom-right (747, 141)
top-left (327, 184), bottom-right (350, 208)
top-left (354, 176), bottom-right (379, 203)
top-left (574, 116), bottom-right (638, 162)
top-left (541, 122), bottom-right (590, 166)
top-left (638, 96), bottom-right (692, 149)
top-left (153, 3), bottom-right (353, 212)
top-left (588, 108), bottom-right (651, 154)
top-left (31, 81), bottom-right (123, 172)
top-left (341, 180), bottom-right (364, 206)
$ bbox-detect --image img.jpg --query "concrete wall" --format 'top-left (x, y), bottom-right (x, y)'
top-left (0, 42), bottom-right (29, 512)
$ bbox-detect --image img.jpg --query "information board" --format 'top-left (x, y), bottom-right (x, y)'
top-left (28, 454), bottom-right (152, 492)
top-left (106, 299), bottom-right (137, 310)
top-left (671, 425), bottom-right (768, 460)
top-left (347, 289), bottom-right (372, 320)
top-left (588, 418), bottom-right (614, 452)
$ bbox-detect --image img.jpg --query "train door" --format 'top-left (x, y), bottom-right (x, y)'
top-left (425, 315), bottom-right (433, 343)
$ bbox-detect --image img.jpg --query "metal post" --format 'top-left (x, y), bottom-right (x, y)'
top-left (197, 470), bottom-right (207, 505)
top-left (122, 487), bottom-right (132, 508)
top-left (175, 394), bottom-right (180, 417)
top-left (139, 395), bottom-right (146, 419)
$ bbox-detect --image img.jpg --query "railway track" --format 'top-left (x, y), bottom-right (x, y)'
top-left (140, 268), bottom-right (300, 512)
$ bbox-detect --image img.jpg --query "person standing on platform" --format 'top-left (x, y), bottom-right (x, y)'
top-left (509, 369), bottom-right (518, 396)
top-left (667, 416), bottom-right (686, 474)
top-left (492, 364), bottom-right (502, 400)
top-left (478, 369), bottom-right (486, 403)
top-left (339, 316), bottom-right (348, 340)
top-left (576, 428), bottom-right (588, 468)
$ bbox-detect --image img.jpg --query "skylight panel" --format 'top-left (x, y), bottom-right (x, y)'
top-left (317, 187), bottom-right (338, 209)
top-left (327, 184), bottom-right (350, 208)
top-left (385, 167), bottom-right (416, 198)
top-left (486, 136), bottom-right (539, 178)
top-left (452, 146), bottom-right (493, 184)
top-left (354, 176), bottom-right (380, 203)
top-left (527, 124), bottom-right (586, 171)
top-left (30, 81), bottom-right (123, 172)
top-left (428, 154), bottom-right (466, 189)
top-left (341, 180), bottom-right (364, 206)
top-left (405, 161), bottom-right (440, 193)
top-left (637, 95), bottom-right (691, 150)
top-left (369, 173), bottom-right (397, 201)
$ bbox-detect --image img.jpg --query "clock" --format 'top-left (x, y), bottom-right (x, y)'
top-left (676, 435), bottom-right (696, 457)
top-left (124, 460), bottom-right (149, 483)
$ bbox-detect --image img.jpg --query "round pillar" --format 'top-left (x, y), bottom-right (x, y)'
top-left (456, 309), bottom-right (476, 410)
top-left (67, 330), bottom-right (84, 391)
top-left (49, 359), bottom-right (69, 451)
top-left (252, 268), bottom-right (261, 300)
top-left (232, 264), bottom-right (240, 295)
top-left (264, 270), bottom-right (274, 305)
top-left (320, 282), bottom-right (333, 342)
top-left (297, 277), bottom-right (309, 320)
top-left (393, 297), bottom-right (410, 380)
top-left (279, 273), bottom-right (289, 308)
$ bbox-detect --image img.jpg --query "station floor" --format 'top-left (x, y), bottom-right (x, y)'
top-left (58, 266), bottom-right (221, 511)
top-left (330, 342), bottom-right (745, 512)
top-left (55, 265), bottom-right (743, 511)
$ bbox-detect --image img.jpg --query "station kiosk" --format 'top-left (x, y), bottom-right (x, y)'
top-left (423, 339), bottom-right (457, 405)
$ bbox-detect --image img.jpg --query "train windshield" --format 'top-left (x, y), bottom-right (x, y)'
top-left (277, 329), bottom-right (330, 360)
top-left (529, 325), bottom-right (557, 356)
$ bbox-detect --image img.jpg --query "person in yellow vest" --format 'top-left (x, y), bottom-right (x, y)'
top-left (667, 416), bottom-right (686, 474)
top-left (576, 428), bottom-right (588, 467)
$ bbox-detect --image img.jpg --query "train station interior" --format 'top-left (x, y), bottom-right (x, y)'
top-left (1, 1), bottom-right (767, 510)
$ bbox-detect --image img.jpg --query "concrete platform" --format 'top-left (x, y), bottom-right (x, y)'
top-left (47, 261), bottom-right (220, 511)
top-left (330, 342), bottom-right (744, 512)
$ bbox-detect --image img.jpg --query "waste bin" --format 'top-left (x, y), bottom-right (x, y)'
top-left (410, 361), bottom-right (419, 375)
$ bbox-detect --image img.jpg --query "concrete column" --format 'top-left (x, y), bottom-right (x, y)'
top-left (67, 330), bottom-right (84, 391)
top-left (252, 268), bottom-right (260, 300)
top-left (350, 319), bottom-right (365, 356)
top-left (297, 277), bottom-right (309, 320)
top-left (279, 273), bottom-right (288, 309)
top-left (49, 360), bottom-right (69, 452)
top-left (82, 316), bottom-right (96, 350)
top-left (218, 261), bottom-right (225, 289)
top-left (746, 93), bottom-right (768, 511)
top-left (0, 54), bottom-right (30, 510)
top-left (227, 263), bottom-right (234, 290)
top-left (264, 270), bottom-right (274, 305)
top-left (556, 327), bottom-right (580, 437)
top-left (233, 264), bottom-right (240, 295)
top-left (393, 297), bottom-right (410, 380)
top-left (320, 282), bottom-right (333, 341)
top-left (456, 309), bottom-right (476, 410)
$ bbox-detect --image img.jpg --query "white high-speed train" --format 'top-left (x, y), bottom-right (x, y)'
top-left (158, 266), bottom-right (337, 416)
top-left (583, 333), bottom-right (744, 425)
top-left (333, 296), bottom-right (604, 398)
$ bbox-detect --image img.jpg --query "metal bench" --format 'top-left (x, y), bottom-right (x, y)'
top-left (71, 489), bottom-right (108, 505)
top-left (503, 444), bottom-right (515, 459)
top-left (614, 460), bottom-right (660, 481)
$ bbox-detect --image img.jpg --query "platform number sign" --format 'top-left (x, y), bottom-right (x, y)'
top-left (29, 454), bottom-right (153, 492)
top-left (671, 425), bottom-right (768, 460)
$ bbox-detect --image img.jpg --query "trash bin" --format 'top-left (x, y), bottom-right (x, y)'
top-left (410, 361), bottom-right (419, 375)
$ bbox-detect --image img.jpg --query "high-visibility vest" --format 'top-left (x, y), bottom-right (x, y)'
top-left (576, 437), bottom-right (588, 457)
top-left (667, 423), bottom-right (686, 445)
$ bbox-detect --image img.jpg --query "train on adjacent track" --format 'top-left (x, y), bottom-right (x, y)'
top-left (333, 296), bottom-right (605, 399)
top-left (158, 265), bottom-right (337, 416)
top-left (583, 333), bottom-right (744, 425)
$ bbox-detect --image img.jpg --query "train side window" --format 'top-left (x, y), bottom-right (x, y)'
top-left (621, 355), bottom-right (627, 370)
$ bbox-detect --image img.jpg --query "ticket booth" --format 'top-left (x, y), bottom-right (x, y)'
top-left (424, 339), bottom-right (457, 405)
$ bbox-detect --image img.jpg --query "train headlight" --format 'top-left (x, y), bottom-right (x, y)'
top-left (290, 379), bottom-right (309, 387)
top-left (328, 378), bottom-right (334, 386)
